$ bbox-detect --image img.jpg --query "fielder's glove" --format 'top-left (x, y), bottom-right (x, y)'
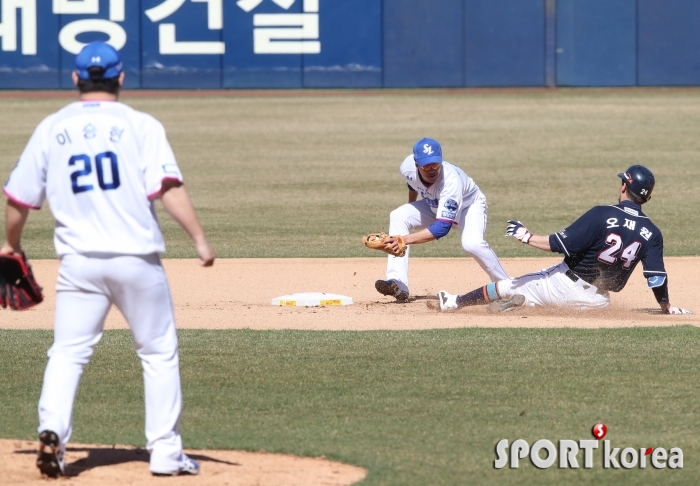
top-left (362, 232), bottom-right (407, 257)
top-left (665, 306), bottom-right (692, 315)
top-left (0, 252), bottom-right (44, 310)
top-left (505, 220), bottom-right (532, 244)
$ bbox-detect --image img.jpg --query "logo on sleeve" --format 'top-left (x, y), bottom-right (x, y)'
top-left (162, 164), bottom-right (179, 174)
top-left (444, 199), bottom-right (458, 212)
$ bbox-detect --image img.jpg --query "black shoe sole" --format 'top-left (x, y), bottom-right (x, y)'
top-left (375, 280), bottom-right (409, 302)
top-left (37, 430), bottom-right (62, 478)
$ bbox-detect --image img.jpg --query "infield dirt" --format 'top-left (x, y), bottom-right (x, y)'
top-left (0, 439), bottom-right (367, 485)
top-left (2, 257), bottom-right (697, 331)
top-left (0, 257), bottom-right (696, 484)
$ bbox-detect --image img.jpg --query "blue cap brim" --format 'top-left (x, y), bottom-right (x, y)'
top-left (415, 155), bottom-right (443, 166)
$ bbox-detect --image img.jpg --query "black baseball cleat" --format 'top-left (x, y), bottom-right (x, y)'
top-left (487, 294), bottom-right (526, 314)
top-left (36, 430), bottom-right (65, 478)
top-left (375, 279), bottom-right (409, 302)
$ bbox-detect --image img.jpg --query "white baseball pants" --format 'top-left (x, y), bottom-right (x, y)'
top-left (37, 253), bottom-right (188, 473)
top-left (386, 192), bottom-right (508, 293)
top-left (497, 262), bottom-right (610, 309)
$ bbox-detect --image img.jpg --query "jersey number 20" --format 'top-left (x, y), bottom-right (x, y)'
top-left (70, 152), bottom-right (120, 194)
top-left (598, 233), bottom-right (641, 269)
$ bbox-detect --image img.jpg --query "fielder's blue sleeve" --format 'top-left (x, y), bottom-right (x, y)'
top-left (428, 221), bottom-right (452, 239)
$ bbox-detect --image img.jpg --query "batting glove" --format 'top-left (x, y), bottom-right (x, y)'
top-left (505, 220), bottom-right (532, 244)
top-left (666, 306), bottom-right (692, 315)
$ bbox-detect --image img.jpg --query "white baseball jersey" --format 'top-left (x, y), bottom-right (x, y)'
top-left (4, 101), bottom-right (183, 257)
top-left (400, 155), bottom-right (479, 226)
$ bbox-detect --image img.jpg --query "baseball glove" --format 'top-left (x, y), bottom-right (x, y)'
top-left (362, 232), bottom-right (407, 257)
top-left (0, 252), bottom-right (43, 310)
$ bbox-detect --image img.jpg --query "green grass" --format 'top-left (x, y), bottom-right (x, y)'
top-left (1, 90), bottom-right (699, 485)
top-left (1, 90), bottom-right (699, 258)
top-left (2, 327), bottom-right (699, 485)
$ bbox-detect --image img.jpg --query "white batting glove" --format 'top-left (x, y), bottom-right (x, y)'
top-left (505, 220), bottom-right (532, 244)
top-left (666, 306), bottom-right (692, 315)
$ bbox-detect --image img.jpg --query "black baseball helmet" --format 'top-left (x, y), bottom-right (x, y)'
top-left (618, 165), bottom-right (655, 203)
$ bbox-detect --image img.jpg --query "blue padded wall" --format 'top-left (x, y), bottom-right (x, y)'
top-left (638, 0), bottom-right (700, 86)
top-left (303, 0), bottom-right (381, 88)
top-left (383, 0), bottom-right (463, 88)
top-left (223, 0), bottom-right (302, 89)
top-left (6, 1), bottom-right (700, 89)
top-left (0, 7), bottom-right (59, 89)
top-left (141, 0), bottom-right (222, 89)
top-left (556, 0), bottom-right (635, 87)
top-left (464, 0), bottom-right (545, 87)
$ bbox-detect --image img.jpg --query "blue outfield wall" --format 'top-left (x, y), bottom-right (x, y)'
top-left (383, 0), bottom-right (463, 88)
top-left (556, 0), bottom-right (636, 87)
top-left (0, 0), bottom-right (699, 89)
top-left (464, 0), bottom-right (545, 87)
top-left (637, 0), bottom-right (700, 86)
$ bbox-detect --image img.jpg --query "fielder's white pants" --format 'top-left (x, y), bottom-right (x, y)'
top-left (497, 262), bottom-right (610, 310)
top-left (386, 192), bottom-right (508, 293)
top-left (38, 253), bottom-right (188, 473)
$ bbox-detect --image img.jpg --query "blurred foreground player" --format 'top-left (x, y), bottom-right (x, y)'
top-left (2, 42), bottom-right (215, 477)
top-left (437, 166), bottom-right (691, 315)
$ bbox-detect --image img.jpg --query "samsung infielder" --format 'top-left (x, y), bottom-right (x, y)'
top-left (438, 165), bottom-right (691, 315)
top-left (1, 42), bottom-right (215, 478)
top-left (375, 138), bottom-right (508, 301)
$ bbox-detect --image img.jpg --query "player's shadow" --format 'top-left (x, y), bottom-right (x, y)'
top-left (15, 446), bottom-right (239, 477)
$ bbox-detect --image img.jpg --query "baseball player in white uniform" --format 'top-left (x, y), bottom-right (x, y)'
top-left (376, 138), bottom-right (508, 301)
top-left (1, 42), bottom-right (215, 478)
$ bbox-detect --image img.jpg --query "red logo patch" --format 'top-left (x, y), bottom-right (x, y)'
top-left (592, 423), bottom-right (607, 440)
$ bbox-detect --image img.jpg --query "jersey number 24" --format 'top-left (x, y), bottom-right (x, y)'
top-left (70, 152), bottom-right (121, 194)
top-left (597, 233), bottom-right (641, 269)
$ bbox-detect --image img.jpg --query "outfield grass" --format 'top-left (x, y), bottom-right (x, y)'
top-left (0, 90), bottom-right (699, 259)
top-left (1, 328), bottom-right (699, 485)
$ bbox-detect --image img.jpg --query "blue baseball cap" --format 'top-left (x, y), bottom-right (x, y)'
top-left (75, 42), bottom-right (123, 80)
top-left (413, 138), bottom-right (443, 166)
